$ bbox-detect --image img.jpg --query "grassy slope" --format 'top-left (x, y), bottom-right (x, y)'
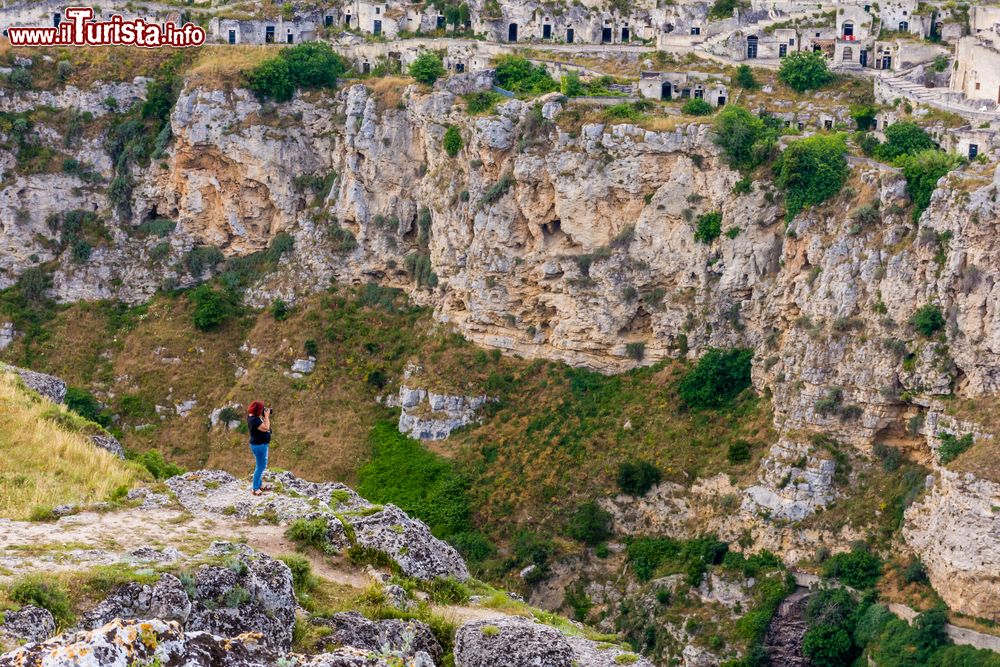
top-left (0, 371), bottom-right (145, 520)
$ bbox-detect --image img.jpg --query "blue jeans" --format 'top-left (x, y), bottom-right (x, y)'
top-left (250, 443), bottom-right (269, 490)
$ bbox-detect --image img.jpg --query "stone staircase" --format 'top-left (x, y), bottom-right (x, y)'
top-left (878, 69), bottom-right (1000, 122)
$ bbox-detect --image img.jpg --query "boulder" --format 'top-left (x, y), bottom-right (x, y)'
top-left (1, 364), bottom-right (66, 404)
top-left (77, 573), bottom-right (192, 630)
top-left (89, 433), bottom-right (125, 459)
top-left (312, 611), bottom-right (442, 663)
top-left (454, 617), bottom-right (574, 667)
top-left (186, 543), bottom-right (297, 652)
top-left (349, 504), bottom-right (470, 581)
top-left (0, 605), bottom-right (55, 643)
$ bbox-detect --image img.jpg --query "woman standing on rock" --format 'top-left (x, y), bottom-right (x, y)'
top-left (247, 401), bottom-right (272, 496)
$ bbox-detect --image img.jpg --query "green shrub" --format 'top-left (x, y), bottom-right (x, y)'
top-left (566, 501), bottom-right (612, 545)
top-left (803, 624), bottom-right (855, 667)
top-left (694, 211), bottom-right (723, 243)
top-left (903, 557), bottom-right (928, 584)
top-left (713, 105), bottom-right (776, 172)
top-left (184, 245), bottom-right (224, 277)
top-left (358, 422), bottom-right (471, 538)
top-left (822, 547), bottom-right (882, 588)
top-left (443, 125), bottom-right (463, 157)
top-left (450, 531), bottom-right (495, 562)
top-left (286, 518), bottom-right (330, 551)
top-left (127, 449), bottom-right (184, 480)
top-left (464, 91), bottom-right (503, 114)
top-left (9, 576), bottom-right (74, 626)
top-left (271, 298), bottom-right (290, 321)
top-left (937, 432), bottom-right (973, 464)
top-left (682, 98), bottom-right (714, 116)
top-left (65, 386), bottom-right (112, 428)
top-left (625, 341), bottom-right (645, 361)
top-left (850, 103), bottom-right (878, 131)
top-left (910, 303), bottom-right (944, 337)
top-left (678, 348), bottom-right (753, 409)
top-left (778, 51), bottom-right (834, 92)
top-left (278, 553), bottom-right (318, 598)
top-left (190, 285), bottom-right (233, 331)
top-left (733, 64), bottom-right (758, 89)
top-left (727, 440), bottom-right (751, 463)
top-left (709, 0), bottom-right (744, 19)
top-left (409, 52), bottom-right (446, 85)
top-left (494, 56), bottom-right (558, 96)
top-left (775, 134), bottom-right (848, 218)
top-left (247, 42), bottom-right (348, 102)
top-left (900, 149), bottom-right (962, 221)
top-left (617, 460), bottom-right (661, 496)
top-left (875, 122), bottom-right (935, 163)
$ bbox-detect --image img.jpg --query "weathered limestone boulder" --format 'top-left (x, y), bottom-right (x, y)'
top-left (88, 433), bottom-right (126, 459)
top-left (186, 543), bottom-right (297, 652)
top-left (312, 611), bottom-right (443, 663)
top-left (349, 504), bottom-right (470, 581)
top-left (78, 573), bottom-right (192, 630)
top-left (0, 605), bottom-right (55, 644)
top-left (903, 469), bottom-right (1000, 621)
top-left (454, 616), bottom-right (651, 667)
top-left (741, 438), bottom-right (837, 521)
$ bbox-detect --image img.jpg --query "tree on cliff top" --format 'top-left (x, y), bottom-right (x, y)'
top-left (246, 43), bottom-right (348, 102)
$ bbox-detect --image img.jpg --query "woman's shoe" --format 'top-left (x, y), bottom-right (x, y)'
top-left (252, 489), bottom-right (263, 496)
top-left (259, 485), bottom-right (273, 492)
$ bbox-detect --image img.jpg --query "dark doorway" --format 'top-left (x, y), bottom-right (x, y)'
top-left (747, 35), bottom-right (758, 58)
top-left (602, 26), bottom-right (612, 42)
top-left (621, 27), bottom-right (630, 41)
top-left (691, 26), bottom-right (700, 35)
top-left (325, 15), bottom-right (333, 26)
top-left (53, 12), bottom-right (61, 27)
top-left (969, 144), bottom-right (979, 159)
top-left (566, 27), bottom-right (574, 42)
top-left (437, 15), bottom-right (445, 28)
top-left (228, 29), bottom-right (236, 43)
top-left (694, 88), bottom-right (704, 98)
top-left (286, 32), bottom-right (294, 43)
top-left (681, 88), bottom-right (691, 98)
top-left (860, 49), bottom-right (868, 66)
top-left (779, 43), bottom-right (787, 57)
top-left (455, 62), bottom-right (465, 72)
top-left (265, 26), bottom-right (275, 42)
top-left (899, 21), bottom-right (908, 31)
top-left (843, 21), bottom-right (854, 37)
top-left (373, 20), bottom-right (382, 35)
top-left (362, 61), bottom-right (370, 74)
top-left (881, 54), bottom-right (891, 69)
top-left (344, 14), bottom-right (351, 26)
top-left (661, 82), bottom-right (672, 100)
top-left (543, 24), bottom-right (551, 38)
top-left (718, 95), bottom-right (726, 106)
top-left (508, 23), bottom-right (518, 41)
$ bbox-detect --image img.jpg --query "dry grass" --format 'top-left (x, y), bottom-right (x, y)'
top-left (364, 76), bottom-right (414, 111)
top-left (186, 45), bottom-right (278, 89)
top-left (0, 372), bottom-right (145, 520)
top-left (0, 39), bottom-right (187, 88)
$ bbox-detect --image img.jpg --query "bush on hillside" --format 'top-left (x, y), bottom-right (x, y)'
top-left (617, 460), bottom-right (662, 496)
top-left (775, 134), bottom-right (848, 218)
top-left (678, 348), bottom-right (753, 409)
top-left (286, 517), bottom-right (331, 551)
top-left (709, 0), bottom-right (744, 19)
top-left (694, 211), bottom-right (723, 243)
top-left (9, 576), bottom-right (74, 626)
top-left (910, 303), bottom-right (944, 337)
top-left (727, 440), bottom-right (752, 463)
top-left (937, 432), bottom-right (973, 464)
top-left (713, 105), bottom-right (776, 172)
top-left (682, 98), bottom-right (715, 116)
top-left (850, 103), bottom-right (878, 131)
top-left (246, 43), bottom-right (348, 102)
top-left (464, 91), bottom-right (504, 114)
top-left (443, 125), bottom-right (463, 157)
top-left (566, 501), bottom-right (613, 545)
top-left (900, 149), bottom-right (962, 221)
top-left (128, 449), bottom-right (184, 480)
top-left (733, 65), bottom-right (758, 89)
top-left (821, 547), bottom-right (882, 588)
top-left (494, 56), bottom-right (558, 96)
top-left (875, 122), bottom-right (935, 163)
top-left (190, 285), bottom-right (233, 331)
top-left (409, 51), bottom-right (446, 85)
top-left (65, 386), bottom-right (112, 428)
top-left (778, 51), bottom-right (834, 92)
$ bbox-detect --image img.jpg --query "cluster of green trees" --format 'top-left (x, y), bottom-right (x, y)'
top-left (494, 56), bottom-right (559, 96)
top-left (678, 347), bottom-right (753, 409)
top-left (246, 43), bottom-right (349, 102)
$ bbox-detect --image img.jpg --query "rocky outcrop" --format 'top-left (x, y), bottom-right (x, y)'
top-left (88, 433), bottom-right (126, 459)
top-left (0, 605), bottom-right (55, 645)
top-left (1, 364), bottom-right (67, 404)
top-left (742, 439), bottom-right (837, 521)
top-left (395, 385), bottom-right (492, 440)
top-left (312, 611), bottom-right (443, 663)
top-left (167, 470), bottom-right (469, 581)
top-left (903, 469), bottom-right (1000, 621)
top-left (454, 616), bottom-right (652, 667)
top-left (78, 573), bottom-right (192, 630)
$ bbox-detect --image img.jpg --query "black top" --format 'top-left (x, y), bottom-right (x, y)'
top-left (248, 415), bottom-right (271, 445)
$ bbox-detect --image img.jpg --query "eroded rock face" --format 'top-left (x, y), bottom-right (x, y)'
top-left (312, 611), bottom-right (443, 663)
top-left (1, 364), bottom-right (67, 404)
top-left (903, 470), bottom-right (1000, 621)
top-left (78, 573), bottom-right (192, 630)
top-left (453, 616), bottom-right (652, 667)
top-left (88, 433), bottom-right (126, 459)
top-left (351, 504), bottom-right (470, 581)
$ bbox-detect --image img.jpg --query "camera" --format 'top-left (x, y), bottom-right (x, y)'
top-left (264, 407), bottom-right (274, 416)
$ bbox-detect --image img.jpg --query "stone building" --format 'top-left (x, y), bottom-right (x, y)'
top-left (637, 71), bottom-right (729, 106)
top-left (209, 13), bottom-right (322, 44)
top-left (833, 4), bottom-right (875, 68)
top-left (951, 27), bottom-right (1000, 107)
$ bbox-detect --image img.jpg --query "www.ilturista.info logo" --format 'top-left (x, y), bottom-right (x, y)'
top-left (6, 7), bottom-right (206, 47)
